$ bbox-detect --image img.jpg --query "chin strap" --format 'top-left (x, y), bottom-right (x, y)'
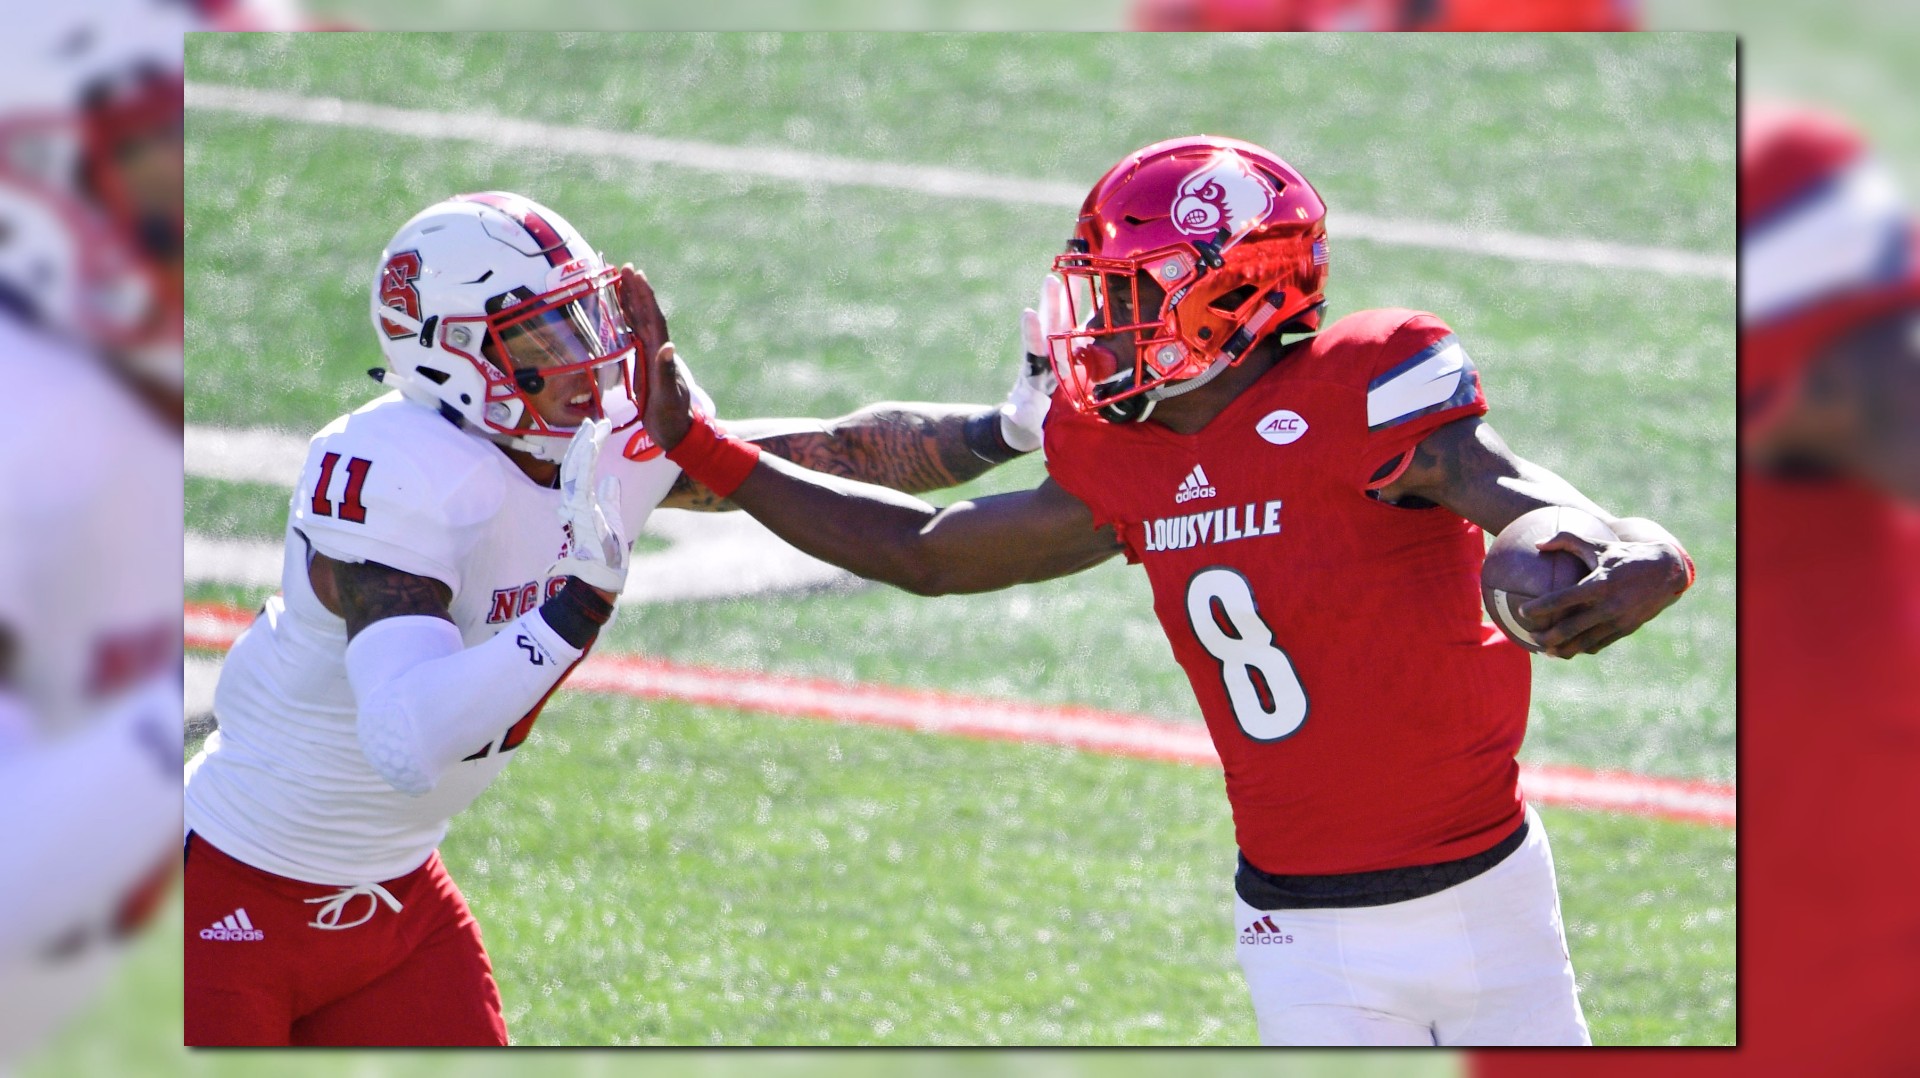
top-left (507, 430), bottom-right (573, 463)
top-left (1094, 299), bottom-right (1326, 424)
top-left (1145, 353), bottom-right (1235, 402)
top-left (1096, 392), bottom-right (1155, 424)
top-left (1092, 346), bottom-right (1241, 423)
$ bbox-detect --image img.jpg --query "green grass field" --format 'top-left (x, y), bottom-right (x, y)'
top-left (149, 29), bottom-right (1737, 1060)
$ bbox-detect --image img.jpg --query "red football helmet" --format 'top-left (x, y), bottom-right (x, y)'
top-left (1129, 0), bottom-right (1638, 31)
top-left (1050, 135), bottom-right (1329, 422)
top-left (1740, 102), bottom-right (1920, 434)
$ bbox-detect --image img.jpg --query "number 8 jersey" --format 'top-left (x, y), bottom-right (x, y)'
top-left (1043, 308), bottom-right (1531, 877)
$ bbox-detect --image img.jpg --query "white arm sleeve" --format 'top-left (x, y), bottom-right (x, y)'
top-left (345, 611), bottom-right (585, 797)
top-left (0, 677), bottom-right (182, 960)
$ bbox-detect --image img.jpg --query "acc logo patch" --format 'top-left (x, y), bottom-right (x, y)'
top-left (1255, 409), bottom-right (1308, 445)
top-left (1172, 153), bottom-right (1276, 237)
top-left (624, 424), bottom-right (664, 462)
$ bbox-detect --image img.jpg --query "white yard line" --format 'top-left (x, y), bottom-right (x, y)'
top-left (186, 83), bottom-right (1734, 281)
top-left (183, 606), bottom-right (1734, 828)
top-left (185, 424), bottom-right (310, 486)
top-left (185, 424), bottom-right (852, 602)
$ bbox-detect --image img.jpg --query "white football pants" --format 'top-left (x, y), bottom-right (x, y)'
top-left (1234, 804), bottom-right (1590, 1046)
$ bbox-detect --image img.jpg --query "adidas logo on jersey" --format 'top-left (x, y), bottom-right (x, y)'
top-left (200, 908), bottom-right (265, 942)
top-left (1174, 464), bottom-right (1217, 504)
top-left (1240, 914), bottom-right (1293, 945)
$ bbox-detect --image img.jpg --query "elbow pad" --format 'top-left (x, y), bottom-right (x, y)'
top-left (0, 677), bottom-right (183, 959)
top-left (346, 611), bottom-right (583, 796)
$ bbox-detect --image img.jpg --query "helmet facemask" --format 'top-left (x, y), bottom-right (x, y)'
top-left (1050, 224), bottom-right (1327, 423)
top-left (432, 268), bottom-right (640, 461)
top-left (0, 71), bottom-right (183, 387)
top-left (79, 68), bottom-right (184, 267)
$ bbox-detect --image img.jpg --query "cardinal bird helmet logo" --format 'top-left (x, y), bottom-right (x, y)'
top-left (1171, 153), bottom-right (1276, 237)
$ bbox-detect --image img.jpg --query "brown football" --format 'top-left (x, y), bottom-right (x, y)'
top-left (1481, 506), bottom-right (1616, 652)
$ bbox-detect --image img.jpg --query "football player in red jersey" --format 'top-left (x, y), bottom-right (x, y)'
top-left (1475, 103), bottom-right (1920, 1074)
top-left (1131, 0), bottom-right (1638, 31)
top-left (638, 135), bottom-right (1695, 1045)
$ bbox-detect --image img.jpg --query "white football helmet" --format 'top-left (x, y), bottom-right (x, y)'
top-left (370, 193), bottom-right (641, 463)
top-left (0, 178), bottom-right (154, 349)
top-left (0, 1), bottom-right (192, 386)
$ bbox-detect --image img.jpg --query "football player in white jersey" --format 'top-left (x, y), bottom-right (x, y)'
top-left (182, 190), bottom-right (1055, 1045)
top-left (0, 2), bottom-right (190, 1067)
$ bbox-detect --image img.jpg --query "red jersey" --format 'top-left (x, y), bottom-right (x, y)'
top-left (1045, 308), bottom-right (1530, 875)
top-left (1737, 473), bottom-right (1920, 1064)
top-left (1130, 0), bottom-right (1638, 31)
top-left (1476, 475), bottom-right (1920, 1068)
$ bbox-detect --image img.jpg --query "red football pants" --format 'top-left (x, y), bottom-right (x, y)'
top-left (183, 833), bottom-right (507, 1046)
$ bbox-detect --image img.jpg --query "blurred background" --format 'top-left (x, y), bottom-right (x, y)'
top-left (0, 0), bottom-right (1909, 1073)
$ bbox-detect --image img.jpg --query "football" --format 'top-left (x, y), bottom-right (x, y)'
top-left (1481, 505), bottom-right (1617, 652)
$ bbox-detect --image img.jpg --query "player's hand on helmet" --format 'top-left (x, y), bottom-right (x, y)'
top-left (639, 341), bottom-right (700, 452)
top-left (998, 275), bottom-right (1069, 453)
top-left (620, 263), bottom-right (704, 452)
top-left (554, 417), bottom-right (630, 598)
top-left (1519, 533), bottom-right (1690, 659)
top-left (617, 263), bottom-right (671, 380)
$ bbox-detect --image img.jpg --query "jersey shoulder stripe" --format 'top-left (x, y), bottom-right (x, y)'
top-left (1365, 333), bottom-right (1479, 431)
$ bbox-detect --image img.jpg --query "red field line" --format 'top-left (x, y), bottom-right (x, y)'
top-left (185, 601), bottom-right (1733, 828)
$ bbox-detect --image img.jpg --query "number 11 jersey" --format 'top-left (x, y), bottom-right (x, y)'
top-left (186, 391), bottom-right (688, 885)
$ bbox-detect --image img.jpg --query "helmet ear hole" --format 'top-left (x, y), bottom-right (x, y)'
top-left (416, 366), bottom-right (451, 385)
top-left (1276, 301), bottom-right (1327, 337)
top-left (1208, 284), bottom-right (1259, 315)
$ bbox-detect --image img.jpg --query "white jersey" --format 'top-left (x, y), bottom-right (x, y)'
top-left (184, 389), bottom-right (695, 884)
top-left (0, 320), bottom-right (182, 731)
top-left (0, 319), bottom-right (183, 1064)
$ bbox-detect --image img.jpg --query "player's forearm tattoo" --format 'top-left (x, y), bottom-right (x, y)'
top-left (815, 403), bottom-right (998, 490)
top-left (663, 471), bottom-right (734, 512)
top-left (330, 558), bottom-right (455, 639)
top-left (670, 403), bottom-right (1001, 512)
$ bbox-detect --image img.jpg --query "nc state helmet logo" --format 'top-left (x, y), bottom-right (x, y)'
top-left (1171, 154), bottom-right (1276, 237)
top-left (378, 251), bottom-right (423, 340)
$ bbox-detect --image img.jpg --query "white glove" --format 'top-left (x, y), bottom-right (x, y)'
top-left (554, 418), bottom-right (629, 594)
top-left (997, 275), bottom-right (1068, 453)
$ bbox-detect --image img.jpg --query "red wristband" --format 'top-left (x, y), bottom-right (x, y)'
top-left (665, 414), bottom-right (762, 498)
top-left (1673, 542), bottom-right (1696, 593)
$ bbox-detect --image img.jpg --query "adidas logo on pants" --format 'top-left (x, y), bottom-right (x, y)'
top-left (202, 908), bottom-right (265, 942)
